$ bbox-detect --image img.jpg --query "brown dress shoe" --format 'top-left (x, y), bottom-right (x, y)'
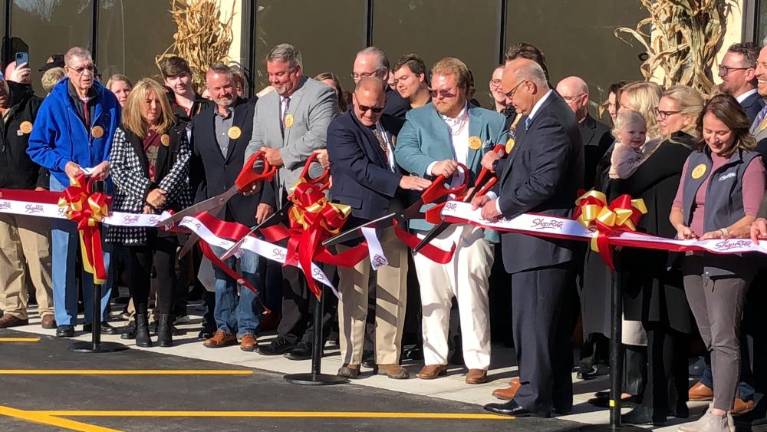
top-left (0, 314), bottom-right (28, 328)
top-left (203, 330), bottom-right (237, 348)
top-left (378, 364), bottom-right (409, 379)
top-left (240, 334), bottom-right (257, 352)
top-left (338, 364), bottom-right (360, 379)
top-left (688, 381), bottom-right (714, 401)
top-left (492, 377), bottom-right (521, 400)
top-left (733, 398), bottom-right (756, 416)
top-left (416, 364), bottom-right (448, 380)
top-left (40, 315), bottom-right (56, 329)
top-left (466, 369), bottom-right (488, 384)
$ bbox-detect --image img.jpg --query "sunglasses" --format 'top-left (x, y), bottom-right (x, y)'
top-left (358, 104), bottom-right (384, 113)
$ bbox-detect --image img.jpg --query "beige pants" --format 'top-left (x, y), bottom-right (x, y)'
top-left (0, 214), bottom-right (53, 319)
top-left (337, 227), bottom-right (408, 365)
top-left (413, 224), bottom-right (493, 370)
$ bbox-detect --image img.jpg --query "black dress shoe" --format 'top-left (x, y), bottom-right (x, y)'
top-left (258, 337), bottom-right (295, 355)
top-left (285, 342), bottom-right (312, 360)
top-left (56, 325), bottom-right (75, 338)
top-left (197, 328), bottom-right (214, 340)
top-left (484, 400), bottom-right (550, 418)
top-left (120, 322), bottom-right (136, 340)
top-left (82, 322), bottom-right (117, 334)
top-left (588, 392), bottom-right (640, 408)
top-left (621, 406), bottom-right (666, 426)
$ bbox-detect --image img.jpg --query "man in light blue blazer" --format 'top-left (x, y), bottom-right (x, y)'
top-left (394, 57), bottom-right (504, 384)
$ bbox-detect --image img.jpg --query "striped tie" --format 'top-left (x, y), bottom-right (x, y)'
top-left (751, 104), bottom-right (767, 134)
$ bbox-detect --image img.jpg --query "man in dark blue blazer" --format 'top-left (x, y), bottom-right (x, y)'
top-left (189, 64), bottom-right (275, 351)
top-left (327, 77), bottom-right (430, 379)
top-left (475, 58), bottom-right (584, 417)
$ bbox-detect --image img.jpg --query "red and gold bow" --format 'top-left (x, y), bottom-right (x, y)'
top-left (573, 190), bottom-right (647, 270)
top-left (262, 154), bottom-right (367, 298)
top-left (58, 174), bottom-right (111, 284)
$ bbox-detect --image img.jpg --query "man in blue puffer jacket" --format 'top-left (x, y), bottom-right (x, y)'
top-left (27, 46), bottom-right (120, 338)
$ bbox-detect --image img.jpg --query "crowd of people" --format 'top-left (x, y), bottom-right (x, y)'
top-left (0, 40), bottom-right (765, 432)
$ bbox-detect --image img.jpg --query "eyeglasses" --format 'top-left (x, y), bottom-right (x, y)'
top-left (351, 70), bottom-right (383, 81)
top-left (504, 80), bottom-right (528, 99)
top-left (358, 104), bottom-right (384, 113)
top-left (68, 64), bottom-right (95, 75)
top-left (655, 108), bottom-right (681, 119)
top-left (718, 64), bottom-right (750, 76)
top-left (429, 88), bottom-right (459, 99)
top-left (489, 79), bottom-right (502, 87)
top-left (562, 93), bottom-right (585, 102)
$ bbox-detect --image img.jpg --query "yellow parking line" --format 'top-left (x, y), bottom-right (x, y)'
top-left (0, 369), bottom-right (253, 376)
top-left (0, 337), bottom-right (40, 343)
top-left (34, 410), bottom-right (511, 420)
top-left (0, 405), bottom-right (121, 432)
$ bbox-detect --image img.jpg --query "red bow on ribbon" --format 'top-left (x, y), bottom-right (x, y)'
top-left (573, 190), bottom-right (647, 270)
top-left (58, 174), bottom-right (110, 284)
top-left (262, 153), bottom-right (367, 298)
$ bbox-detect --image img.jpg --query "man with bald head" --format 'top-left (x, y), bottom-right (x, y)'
top-left (475, 58), bottom-right (584, 417)
top-left (556, 76), bottom-right (611, 189)
top-left (327, 77), bottom-right (430, 379)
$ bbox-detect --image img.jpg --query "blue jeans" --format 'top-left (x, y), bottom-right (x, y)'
top-left (212, 246), bottom-right (261, 337)
top-left (700, 365), bottom-right (755, 401)
top-left (50, 176), bottom-right (112, 326)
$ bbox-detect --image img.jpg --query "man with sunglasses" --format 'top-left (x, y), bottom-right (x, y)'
top-left (27, 46), bottom-right (120, 338)
top-left (394, 57), bottom-right (504, 385)
top-left (327, 77), bottom-right (430, 379)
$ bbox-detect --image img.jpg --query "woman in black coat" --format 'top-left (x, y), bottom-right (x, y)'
top-left (107, 78), bottom-right (192, 347)
top-left (614, 85), bottom-right (702, 425)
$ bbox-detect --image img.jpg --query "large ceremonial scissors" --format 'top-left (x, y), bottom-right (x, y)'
top-left (412, 144), bottom-right (506, 252)
top-left (321, 163), bottom-right (470, 247)
top-left (217, 151), bottom-right (330, 261)
top-left (162, 150), bottom-right (276, 228)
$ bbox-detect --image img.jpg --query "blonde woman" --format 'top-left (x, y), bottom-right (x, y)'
top-left (619, 81), bottom-right (663, 140)
top-left (106, 78), bottom-right (192, 348)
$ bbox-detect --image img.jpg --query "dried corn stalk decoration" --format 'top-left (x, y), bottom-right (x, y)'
top-left (615, 0), bottom-right (734, 95)
top-left (156, 0), bottom-right (235, 92)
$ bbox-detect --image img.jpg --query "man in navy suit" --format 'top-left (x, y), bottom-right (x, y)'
top-left (719, 42), bottom-right (763, 123)
top-left (475, 58), bottom-right (584, 417)
top-left (327, 77), bottom-right (430, 379)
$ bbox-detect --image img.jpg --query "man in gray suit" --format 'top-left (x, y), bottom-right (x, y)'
top-left (245, 43), bottom-right (338, 355)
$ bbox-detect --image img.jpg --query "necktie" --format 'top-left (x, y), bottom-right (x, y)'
top-left (752, 104), bottom-right (767, 134)
top-left (373, 127), bottom-right (391, 169)
top-left (280, 96), bottom-right (290, 128)
top-left (524, 116), bottom-right (532, 131)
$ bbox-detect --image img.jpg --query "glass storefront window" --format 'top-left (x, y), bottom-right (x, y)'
top-left (11, 0), bottom-right (92, 94)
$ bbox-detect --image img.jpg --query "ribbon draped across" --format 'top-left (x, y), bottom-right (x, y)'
top-left (58, 174), bottom-right (110, 284)
top-left (573, 190), bottom-right (647, 270)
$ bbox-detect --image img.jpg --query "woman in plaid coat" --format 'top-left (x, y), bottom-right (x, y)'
top-left (107, 78), bottom-right (192, 347)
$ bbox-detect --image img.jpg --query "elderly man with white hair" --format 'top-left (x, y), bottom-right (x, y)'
top-left (27, 46), bottom-right (121, 338)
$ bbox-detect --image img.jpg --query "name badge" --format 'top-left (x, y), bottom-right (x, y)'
top-left (91, 126), bottom-right (105, 139)
top-left (18, 121), bottom-right (33, 135)
top-left (469, 136), bottom-right (482, 150)
top-left (284, 114), bottom-right (294, 128)
top-left (691, 163), bottom-right (707, 180)
top-left (160, 134), bottom-right (171, 147)
top-left (227, 126), bottom-right (242, 140)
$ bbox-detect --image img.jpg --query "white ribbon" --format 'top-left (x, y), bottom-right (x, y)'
top-left (0, 198), bottom-right (172, 227)
top-left (441, 201), bottom-right (767, 255)
top-left (178, 216), bottom-right (340, 298)
top-left (361, 227), bottom-right (388, 270)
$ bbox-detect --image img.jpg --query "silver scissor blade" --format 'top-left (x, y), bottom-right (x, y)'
top-left (321, 212), bottom-right (398, 247)
top-left (162, 185), bottom-right (238, 226)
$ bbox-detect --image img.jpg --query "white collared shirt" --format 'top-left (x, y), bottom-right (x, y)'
top-left (736, 88), bottom-right (758, 104)
top-left (427, 104), bottom-right (470, 181)
top-left (525, 89), bottom-right (554, 127)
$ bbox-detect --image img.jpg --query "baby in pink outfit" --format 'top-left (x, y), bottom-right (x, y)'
top-left (609, 110), bottom-right (659, 179)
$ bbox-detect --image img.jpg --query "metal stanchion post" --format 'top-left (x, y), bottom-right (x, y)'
top-left (70, 280), bottom-right (128, 353)
top-left (285, 284), bottom-right (348, 385)
top-left (609, 255), bottom-right (624, 429)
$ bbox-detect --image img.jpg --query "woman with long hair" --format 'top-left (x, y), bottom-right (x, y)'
top-left (107, 78), bottom-right (192, 347)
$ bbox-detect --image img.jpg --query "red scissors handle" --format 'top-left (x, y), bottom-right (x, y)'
top-left (420, 163), bottom-right (470, 204)
top-left (234, 151), bottom-right (276, 191)
top-left (473, 144), bottom-right (506, 188)
top-left (298, 151), bottom-right (331, 188)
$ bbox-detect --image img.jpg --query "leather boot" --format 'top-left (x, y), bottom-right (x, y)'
top-left (135, 310), bottom-right (152, 348)
top-left (156, 314), bottom-right (173, 348)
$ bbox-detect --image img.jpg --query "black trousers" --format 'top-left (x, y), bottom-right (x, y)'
top-left (277, 265), bottom-right (311, 343)
top-left (511, 262), bottom-right (576, 414)
top-left (640, 323), bottom-right (688, 419)
top-left (119, 233), bottom-right (178, 315)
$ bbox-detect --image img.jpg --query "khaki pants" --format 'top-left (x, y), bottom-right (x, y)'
top-left (413, 224), bottom-right (493, 370)
top-left (0, 214), bottom-right (53, 319)
top-left (337, 227), bottom-right (408, 365)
